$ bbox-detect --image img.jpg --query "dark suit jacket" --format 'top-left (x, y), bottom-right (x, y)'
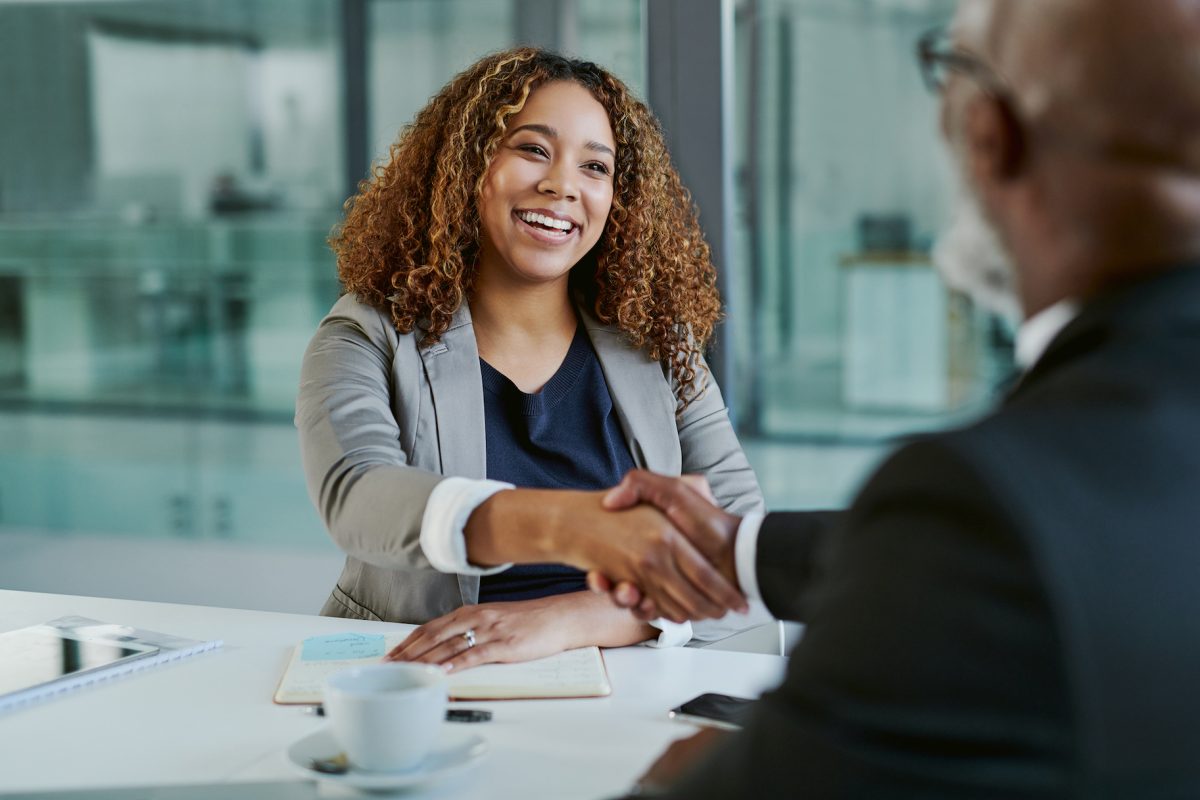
top-left (662, 266), bottom-right (1200, 798)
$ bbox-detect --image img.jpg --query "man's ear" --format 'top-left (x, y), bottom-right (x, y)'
top-left (962, 95), bottom-right (1026, 184)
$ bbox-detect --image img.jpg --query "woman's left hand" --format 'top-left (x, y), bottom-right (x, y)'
top-left (384, 597), bottom-right (574, 673)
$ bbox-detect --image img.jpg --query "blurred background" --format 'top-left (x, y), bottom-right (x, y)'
top-left (0, 0), bottom-right (1013, 613)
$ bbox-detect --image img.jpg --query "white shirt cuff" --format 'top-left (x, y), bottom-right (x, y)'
top-left (643, 617), bottom-right (694, 648)
top-left (420, 477), bottom-right (515, 575)
top-left (734, 512), bottom-right (765, 604)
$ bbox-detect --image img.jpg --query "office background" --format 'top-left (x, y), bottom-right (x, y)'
top-left (0, 0), bottom-right (1009, 613)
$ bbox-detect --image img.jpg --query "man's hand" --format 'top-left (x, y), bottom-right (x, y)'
top-left (464, 488), bottom-right (745, 623)
top-left (632, 728), bottom-right (730, 796)
top-left (588, 471), bottom-right (744, 621)
top-left (567, 498), bottom-right (747, 623)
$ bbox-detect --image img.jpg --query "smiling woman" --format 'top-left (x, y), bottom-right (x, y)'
top-left (478, 83), bottom-right (616, 291)
top-left (297, 48), bottom-right (769, 672)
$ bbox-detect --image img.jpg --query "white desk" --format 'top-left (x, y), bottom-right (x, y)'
top-left (0, 591), bottom-right (787, 799)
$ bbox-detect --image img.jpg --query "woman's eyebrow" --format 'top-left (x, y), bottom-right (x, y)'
top-left (511, 123), bottom-right (557, 139)
top-left (587, 141), bottom-right (615, 158)
top-left (510, 123), bottom-right (614, 158)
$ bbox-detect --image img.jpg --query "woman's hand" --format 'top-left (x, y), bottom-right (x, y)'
top-left (590, 471), bottom-right (742, 622)
top-left (465, 488), bottom-right (747, 624)
top-left (384, 592), bottom-right (655, 673)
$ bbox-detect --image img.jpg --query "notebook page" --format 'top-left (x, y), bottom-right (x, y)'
top-left (273, 632), bottom-right (610, 704)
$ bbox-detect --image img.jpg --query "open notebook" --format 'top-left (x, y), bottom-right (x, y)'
top-left (274, 632), bottom-right (611, 703)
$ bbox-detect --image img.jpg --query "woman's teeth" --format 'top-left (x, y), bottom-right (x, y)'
top-left (517, 211), bottom-right (573, 232)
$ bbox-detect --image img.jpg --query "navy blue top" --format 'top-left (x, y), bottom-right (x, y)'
top-left (477, 325), bottom-right (637, 603)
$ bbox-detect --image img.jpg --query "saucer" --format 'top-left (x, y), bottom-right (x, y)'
top-left (286, 726), bottom-right (488, 791)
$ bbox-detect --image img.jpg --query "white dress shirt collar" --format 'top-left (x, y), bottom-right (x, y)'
top-left (1015, 298), bottom-right (1081, 368)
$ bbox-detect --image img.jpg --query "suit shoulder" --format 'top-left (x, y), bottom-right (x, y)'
top-left (320, 293), bottom-right (422, 351)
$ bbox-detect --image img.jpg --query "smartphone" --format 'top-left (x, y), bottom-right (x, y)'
top-left (668, 692), bottom-right (755, 731)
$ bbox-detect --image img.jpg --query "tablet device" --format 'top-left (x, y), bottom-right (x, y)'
top-left (0, 624), bottom-right (160, 700)
top-left (1, 781), bottom-right (319, 799)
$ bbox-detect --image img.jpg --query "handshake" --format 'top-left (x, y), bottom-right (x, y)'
top-left (466, 469), bottom-right (749, 624)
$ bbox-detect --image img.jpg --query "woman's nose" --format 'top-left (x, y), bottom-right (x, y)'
top-left (537, 162), bottom-right (578, 201)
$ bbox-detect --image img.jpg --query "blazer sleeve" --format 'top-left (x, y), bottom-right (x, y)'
top-left (674, 359), bottom-right (765, 517)
top-left (754, 510), bottom-right (843, 622)
top-left (294, 296), bottom-right (444, 571)
top-left (653, 438), bottom-right (1072, 798)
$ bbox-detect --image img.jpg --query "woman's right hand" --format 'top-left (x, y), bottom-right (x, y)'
top-left (463, 487), bottom-right (747, 624)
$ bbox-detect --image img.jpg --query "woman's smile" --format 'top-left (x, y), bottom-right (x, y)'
top-left (513, 208), bottom-right (581, 244)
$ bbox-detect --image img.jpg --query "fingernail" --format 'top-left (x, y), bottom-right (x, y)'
top-left (441, 663), bottom-right (455, 673)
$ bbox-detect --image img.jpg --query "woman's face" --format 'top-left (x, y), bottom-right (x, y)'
top-left (476, 80), bottom-right (616, 288)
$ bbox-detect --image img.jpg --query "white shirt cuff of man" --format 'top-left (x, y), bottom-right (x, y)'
top-left (422, 476), bottom-right (699, 647)
top-left (734, 512), bottom-right (766, 604)
top-left (643, 617), bottom-right (694, 648)
top-left (420, 476), bottom-right (515, 575)
top-left (646, 513), bottom-right (771, 646)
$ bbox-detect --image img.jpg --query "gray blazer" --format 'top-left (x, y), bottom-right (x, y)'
top-left (296, 293), bottom-right (764, 624)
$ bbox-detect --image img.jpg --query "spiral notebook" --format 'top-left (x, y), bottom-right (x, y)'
top-left (273, 632), bottom-right (611, 704)
top-left (0, 616), bottom-right (223, 714)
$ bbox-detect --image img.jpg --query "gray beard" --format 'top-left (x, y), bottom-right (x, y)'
top-left (932, 186), bottom-right (1022, 321)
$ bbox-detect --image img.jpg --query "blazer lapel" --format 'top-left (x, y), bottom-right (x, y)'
top-left (418, 305), bottom-right (488, 481)
top-left (1007, 264), bottom-right (1200, 404)
top-left (580, 307), bottom-right (681, 475)
top-left (419, 305), bottom-right (487, 605)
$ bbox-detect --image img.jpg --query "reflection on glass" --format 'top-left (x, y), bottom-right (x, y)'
top-left (0, 1), bottom-right (344, 417)
top-left (732, 0), bottom-right (1014, 450)
top-left (368, 0), bottom-right (644, 165)
top-left (0, 1), bottom-right (345, 546)
top-left (0, 627), bottom-right (158, 698)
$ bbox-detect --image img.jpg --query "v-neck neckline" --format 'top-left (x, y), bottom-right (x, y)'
top-left (479, 325), bottom-right (591, 415)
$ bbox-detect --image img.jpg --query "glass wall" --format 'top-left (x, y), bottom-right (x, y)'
top-left (0, 0), bottom-right (344, 418)
top-left (0, 0), bottom-right (347, 551)
top-left (369, 0), bottom-right (644, 164)
top-left (1, 0), bottom-right (1017, 602)
top-left (730, 0), bottom-right (1015, 465)
top-left (0, 1), bottom-right (644, 569)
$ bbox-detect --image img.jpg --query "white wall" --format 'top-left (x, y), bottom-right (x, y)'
top-left (368, 0), bottom-right (515, 165)
top-left (258, 46), bottom-right (344, 210)
top-left (88, 31), bottom-right (254, 219)
top-left (767, 5), bottom-right (956, 356)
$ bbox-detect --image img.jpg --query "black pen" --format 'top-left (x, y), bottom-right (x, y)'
top-left (306, 704), bottom-right (492, 722)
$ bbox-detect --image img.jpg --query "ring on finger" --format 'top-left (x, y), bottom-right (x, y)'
top-left (461, 628), bottom-right (476, 649)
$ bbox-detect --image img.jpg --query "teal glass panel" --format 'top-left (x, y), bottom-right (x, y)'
top-left (731, 0), bottom-right (1015, 458)
top-left (0, 0), bottom-right (645, 566)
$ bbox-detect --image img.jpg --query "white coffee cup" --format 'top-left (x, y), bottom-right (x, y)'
top-left (324, 663), bottom-right (448, 772)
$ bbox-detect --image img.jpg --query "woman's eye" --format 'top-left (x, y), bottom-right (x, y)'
top-left (584, 162), bottom-right (611, 175)
top-left (518, 144), bottom-right (548, 157)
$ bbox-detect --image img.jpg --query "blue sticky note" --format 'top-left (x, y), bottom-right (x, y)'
top-left (302, 633), bottom-right (386, 661)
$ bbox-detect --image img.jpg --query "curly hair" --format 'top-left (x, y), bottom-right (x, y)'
top-left (330, 47), bottom-right (722, 407)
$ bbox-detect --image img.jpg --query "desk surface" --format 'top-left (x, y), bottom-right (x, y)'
top-left (0, 590), bottom-right (786, 799)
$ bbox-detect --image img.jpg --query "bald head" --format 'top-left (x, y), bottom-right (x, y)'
top-left (937, 0), bottom-right (1200, 316)
top-left (956, 0), bottom-right (1200, 173)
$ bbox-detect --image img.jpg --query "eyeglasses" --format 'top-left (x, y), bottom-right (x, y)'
top-left (917, 26), bottom-right (1197, 174)
top-left (916, 27), bottom-right (1006, 96)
